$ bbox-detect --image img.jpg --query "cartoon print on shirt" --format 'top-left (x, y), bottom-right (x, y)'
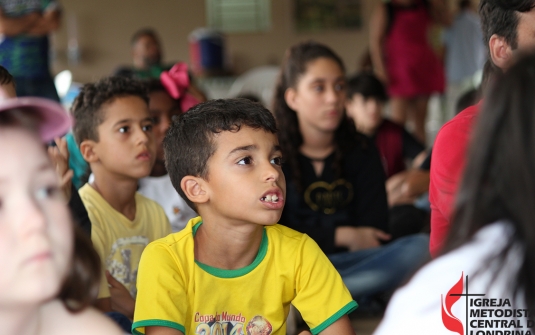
top-left (106, 235), bottom-right (149, 297)
top-left (246, 316), bottom-right (273, 335)
top-left (193, 312), bottom-right (272, 335)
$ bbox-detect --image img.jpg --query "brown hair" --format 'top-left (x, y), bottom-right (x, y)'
top-left (71, 76), bottom-right (149, 145)
top-left (59, 224), bottom-right (101, 312)
top-left (0, 108), bottom-right (42, 133)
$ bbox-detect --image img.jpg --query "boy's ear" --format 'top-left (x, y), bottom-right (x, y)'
top-left (284, 87), bottom-right (299, 112)
top-left (181, 176), bottom-right (209, 205)
top-left (79, 140), bottom-right (99, 163)
top-left (489, 34), bottom-right (513, 70)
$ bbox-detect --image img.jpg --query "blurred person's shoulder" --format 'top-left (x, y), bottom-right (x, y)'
top-left (432, 103), bottom-right (480, 165)
top-left (439, 103), bottom-right (481, 139)
top-left (42, 300), bottom-right (123, 335)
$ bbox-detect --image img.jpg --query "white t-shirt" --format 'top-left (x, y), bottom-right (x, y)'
top-left (374, 222), bottom-right (528, 335)
top-left (138, 174), bottom-right (197, 233)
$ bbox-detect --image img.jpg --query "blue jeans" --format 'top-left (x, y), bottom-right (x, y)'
top-left (106, 312), bottom-right (132, 334)
top-left (328, 233), bottom-right (430, 300)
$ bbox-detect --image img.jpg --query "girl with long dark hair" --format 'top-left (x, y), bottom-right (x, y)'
top-left (274, 41), bottom-right (430, 304)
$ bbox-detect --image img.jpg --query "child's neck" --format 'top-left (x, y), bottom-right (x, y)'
top-left (90, 170), bottom-right (139, 221)
top-left (1, 305), bottom-right (42, 335)
top-left (194, 214), bottom-right (264, 270)
top-left (299, 124), bottom-right (335, 159)
top-left (299, 125), bottom-right (336, 176)
top-left (355, 122), bottom-right (377, 137)
top-left (150, 159), bottom-right (167, 177)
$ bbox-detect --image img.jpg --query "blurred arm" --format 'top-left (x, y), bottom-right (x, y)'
top-left (428, 0), bottom-right (452, 26)
top-left (146, 326), bottom-right (184, 335)
top-left (0, 9), bottom-right (40, 36)
top-left (26, 8), bottom-right (60, 36)
top-left (369, 3), bottom-right (389, 83)
top-left (318, 316), bottom-right (355, 335)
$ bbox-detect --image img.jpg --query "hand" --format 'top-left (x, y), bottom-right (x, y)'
top-left (335, 226), bottom-right (391, 251)
top-left (48, 137), bottom-right (73, 202)
top-left (401, 169), bottom-right (430, 197)
top-left (374, 69), bottom-right (389, 85)
top-left (26, 8), bottom-right (60, 36)
top-left (106, 271), bottom-right (135, 319)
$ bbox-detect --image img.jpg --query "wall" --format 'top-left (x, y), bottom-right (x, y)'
top-left (52, 0), bottom-right (380, 83)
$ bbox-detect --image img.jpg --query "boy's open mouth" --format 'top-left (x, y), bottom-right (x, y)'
top-left (260, 194), bottom-right (280, 203)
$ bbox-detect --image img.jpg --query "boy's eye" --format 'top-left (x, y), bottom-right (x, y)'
top-left (237, 157), bottom-right (253, 165)
top-left (119, 126), bottom-right (129, 133)
top-left (142, 124), bottom-right (153, 132)
top-left (270, 156), bottom-right (283, 166)
top-left (151, 116), bottom-right (161, 125)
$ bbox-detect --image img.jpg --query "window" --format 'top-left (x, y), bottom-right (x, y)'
top-left (206, 0), bottom-right (271, 33)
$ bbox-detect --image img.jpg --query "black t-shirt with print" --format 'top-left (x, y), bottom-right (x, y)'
top-left (279, 143), bottom-right (388, 254)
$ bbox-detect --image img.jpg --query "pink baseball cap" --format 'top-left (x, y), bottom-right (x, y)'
top-left (0, 97), bottom-right (71, 142)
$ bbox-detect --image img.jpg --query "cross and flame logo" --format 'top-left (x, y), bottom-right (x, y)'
top-left (442, 272), bottom-right (465, 335)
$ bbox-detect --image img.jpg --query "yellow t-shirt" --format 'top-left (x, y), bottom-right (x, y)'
top-left (79, 184), bottom-right (171, 299)
top-left (132, 217), bottom-right (357, 335)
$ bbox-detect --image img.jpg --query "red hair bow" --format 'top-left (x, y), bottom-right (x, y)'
top-left (160, 62), bottom-right (200, 112)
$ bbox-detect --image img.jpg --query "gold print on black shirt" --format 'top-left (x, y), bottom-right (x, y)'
top-left (304, 179), bottom-right (353, 214)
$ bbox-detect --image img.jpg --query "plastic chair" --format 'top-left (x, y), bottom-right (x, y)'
top-left (227, 65), bottom-right (280, 108)
top-left (54, 70), bottom-right (73, 100)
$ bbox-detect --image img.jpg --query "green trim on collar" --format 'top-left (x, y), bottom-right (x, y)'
top-left (193, 221), bottom-right (268, 278)
top-left (192, 220), bottom-right (202, 235)
top-left (132, 319), bottom-right (185, 335)
top-left (310, 300), bottom-right (359, 335)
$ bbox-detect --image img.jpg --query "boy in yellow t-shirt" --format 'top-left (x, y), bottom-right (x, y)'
top-left (71, 76), bottom-right (171, 324)
top-left (132, 99), bottom-right (357, 335)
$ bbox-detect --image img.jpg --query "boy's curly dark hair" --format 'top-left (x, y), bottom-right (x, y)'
top-left (164, 98), bottom-right (277, 211)
top-left (146, 78), bottom-right (167, 95)
top-left (71, 76), bottom-right (149, 145)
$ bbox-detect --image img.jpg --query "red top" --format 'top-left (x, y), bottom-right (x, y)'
top-left (384, 0), bottom-right (445, 97)
top-left (429, 103), bottom-right (480, 257)
top-left (375, 119), bottom-right (404, 178)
